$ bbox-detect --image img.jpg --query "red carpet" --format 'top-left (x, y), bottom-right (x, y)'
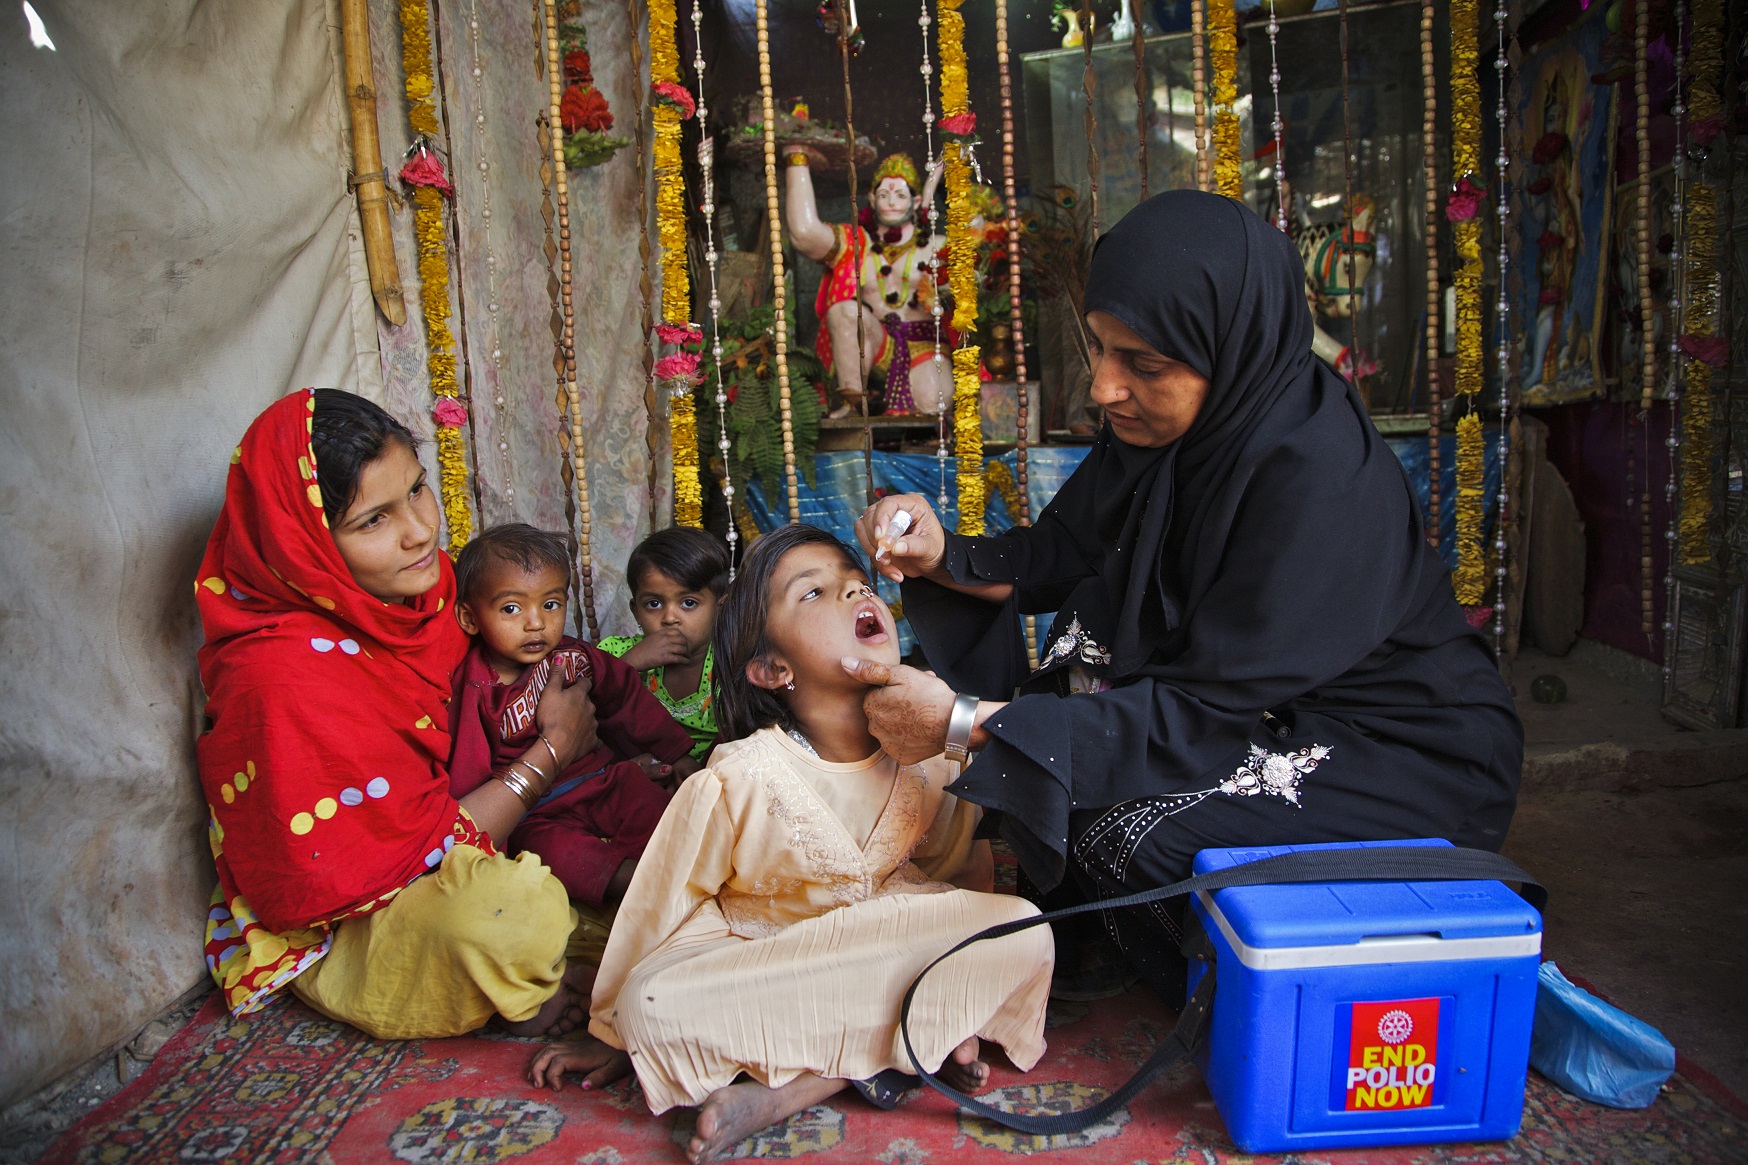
top-left (42, 984), bottom-right (1746, 1165)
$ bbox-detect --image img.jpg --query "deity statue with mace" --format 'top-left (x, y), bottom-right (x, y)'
top-left (785, 149), bottom-right (957, 416)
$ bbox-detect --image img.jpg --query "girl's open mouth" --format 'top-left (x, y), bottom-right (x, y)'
top-left (853, 602), bottom-right (887, 643)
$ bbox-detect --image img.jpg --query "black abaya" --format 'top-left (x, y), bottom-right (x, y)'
top-left (902, 193), bottom-right (1521, 950)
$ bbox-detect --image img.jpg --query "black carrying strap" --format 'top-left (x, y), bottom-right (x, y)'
top-left (900, 845), bottom-right (1544, 1137)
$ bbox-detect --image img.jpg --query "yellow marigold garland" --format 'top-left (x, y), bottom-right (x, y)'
top-left (670, 390), bottom-right (703, 525)
top-left (1209, 0), bottom-right (1242, 198)
top-left (1686, 0), bottom-right (1723, 126)
top-left (984, 457), bottom-right (1022, 521)
top-left (1451, 412), bottom-right (1486, 601)
top-left (655, 115), bottom-right (688, 324)
top-left (650, 0), bottom-right (689, 323)
top-left (953, 347), bottom-right (985, 534)
top-left (937, 0), bottom-right (969, 119)
top-left (400, 0), bottom-right (473, 547)
top-left (1679, 184), bottom-right (1717, 563)
top-left (938, 0), bottom-right (984, 533)
top-left (939, 3), bottom-right (977, 338)
top-left (401, 0), bottom-right (438, 137)
top-left (1448, 0), bottom-right (1483, 604)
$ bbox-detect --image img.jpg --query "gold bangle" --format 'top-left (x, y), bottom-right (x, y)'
top-left (494, 766), bottom-right (540, 810)
top-left (786, 150), bottom-right (809, 168)
top-left (513, 753), bottom-right (551, 786)
top-left (509, 758), bottom-right (553, 798)
top-left (535, 733), bottom-right (562, 776)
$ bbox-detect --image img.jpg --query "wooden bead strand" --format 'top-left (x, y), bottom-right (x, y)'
top-left (1421, 0), bottom-right (1442, 541)
top-left (541, 0), bottom-right (599, 636)
top-left (997, 0), bottom-right (1040, 670)
top-left (1191, 0), bottom-right (1209, 191)
top-left (754, 0), bottom-right (801, 522)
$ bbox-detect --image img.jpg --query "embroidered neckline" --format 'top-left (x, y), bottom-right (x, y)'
top-left (648, 642), bottom-right (713, 718)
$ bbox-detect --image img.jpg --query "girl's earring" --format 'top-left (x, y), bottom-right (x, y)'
top-left (783, 678), bottom-right (795, 691)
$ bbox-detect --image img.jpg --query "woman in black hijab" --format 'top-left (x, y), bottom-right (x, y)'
top-left (846, 190), bottom-right (1520, 998)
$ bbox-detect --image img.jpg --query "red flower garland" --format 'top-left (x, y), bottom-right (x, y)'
top-left (561, 84), bottom-right (613, 134)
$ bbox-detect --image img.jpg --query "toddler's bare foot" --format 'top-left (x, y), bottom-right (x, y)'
top-left (937, 1036), bottom-right (989, 1093)
top-left (499, 962), bottom-right (594, 1039)
top-left (527, 1036), bottom-right (631, 1091)
top-left (688, 1074), bottom-right (846, 1163)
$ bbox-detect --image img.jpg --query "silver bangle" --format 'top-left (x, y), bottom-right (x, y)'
top-left (943, 692), bottom-right (979, 766)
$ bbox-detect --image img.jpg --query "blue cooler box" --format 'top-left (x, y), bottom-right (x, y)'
top-left (1187, 839), bottom-right (1542, 1153)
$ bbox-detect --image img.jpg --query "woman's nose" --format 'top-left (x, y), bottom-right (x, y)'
top-left (1088, 360), bottom-right (1128, 406)
top-left (404, 508), bottom-right (434, 545)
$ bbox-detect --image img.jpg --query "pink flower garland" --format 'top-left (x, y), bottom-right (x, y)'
top-left (651, 80), bottom-right (695, 120)
top-left (433, 397), bottom-right (468, 428)
top-left (1444, 175), bottom-right (1485, 223)
top-left (939, 112), bottom-right (976, 137)
top-left (655, 323), bottom-right (702, 346)
top-left (654, 350), bottom-right (701, 384)
top-left (400, 147), bottom-right (454, 198)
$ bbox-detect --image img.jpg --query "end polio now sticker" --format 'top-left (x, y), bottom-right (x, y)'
top-left (1346, 997), bottom-right (1441, 1111)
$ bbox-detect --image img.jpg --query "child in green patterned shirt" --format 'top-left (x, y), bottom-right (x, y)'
top-left (599, 527), bottom-right (731, 762)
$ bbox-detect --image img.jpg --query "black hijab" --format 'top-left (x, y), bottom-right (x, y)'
top-left (1047, 190), bottom-right (1352, 678)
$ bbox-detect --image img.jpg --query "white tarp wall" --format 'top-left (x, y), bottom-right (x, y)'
top-left (0, 0), bottom-right (660, 1108)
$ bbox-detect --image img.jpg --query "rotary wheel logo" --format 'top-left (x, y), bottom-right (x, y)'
top-left (1377, 1009), bottom-right (1415, 1044)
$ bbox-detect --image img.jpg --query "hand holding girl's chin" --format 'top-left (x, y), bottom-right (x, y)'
top-left (849, 661), bottom-right (955, 765)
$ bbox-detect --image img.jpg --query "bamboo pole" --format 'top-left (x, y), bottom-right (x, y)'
top-left (340, 0), bottom-right (407, 326)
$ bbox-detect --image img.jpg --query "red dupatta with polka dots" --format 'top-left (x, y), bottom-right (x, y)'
top-left (194, 389), bottom-right (491, 1015)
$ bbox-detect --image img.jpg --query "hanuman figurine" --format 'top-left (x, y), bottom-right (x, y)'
top-left (785, 150), bottom-right (954, 416)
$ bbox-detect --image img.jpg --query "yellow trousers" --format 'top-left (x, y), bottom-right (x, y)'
top-left (291, 845), bottom-right (575, 1040)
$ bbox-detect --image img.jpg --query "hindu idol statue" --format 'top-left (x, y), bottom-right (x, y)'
top-left (785, 149), bottom-right (955, 416)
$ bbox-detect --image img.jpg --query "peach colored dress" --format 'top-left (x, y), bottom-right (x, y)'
top-left (587, 727), bottom-right (1054, 1113)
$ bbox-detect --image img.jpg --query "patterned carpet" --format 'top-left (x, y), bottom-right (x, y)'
top-left (40, 984), bottom-right (1747, 1165)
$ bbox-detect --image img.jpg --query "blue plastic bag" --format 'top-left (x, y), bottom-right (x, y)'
top-left (1530, 961), bottom-right (1675, 1109)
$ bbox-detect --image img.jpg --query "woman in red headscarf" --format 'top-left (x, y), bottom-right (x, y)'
top-left (196, 389), bottom-right (596, 1038)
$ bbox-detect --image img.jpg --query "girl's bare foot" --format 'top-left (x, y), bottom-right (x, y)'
top-left (937, 1036), bottom-right (989, 1093)
top-left (500, 961), bottom-right (595, 1038)
top-left (688, 1074), bottom-right (847, 1163)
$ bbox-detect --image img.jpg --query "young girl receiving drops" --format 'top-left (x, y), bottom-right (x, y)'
top-left (528, 525), bottom-right (1054, 1164)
